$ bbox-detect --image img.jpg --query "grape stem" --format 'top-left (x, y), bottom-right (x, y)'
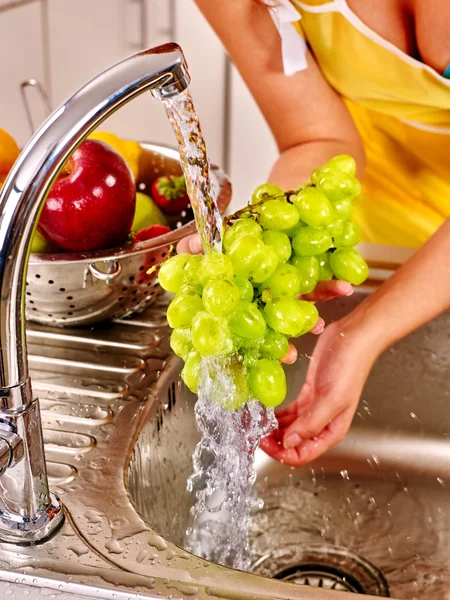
top-left (224, 189), bottom-right (302, 229)
top-left (146, 244), bottom-right (176, 275)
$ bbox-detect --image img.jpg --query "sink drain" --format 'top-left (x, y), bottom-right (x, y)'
top-left (252, 545), bottom-right (390, 596)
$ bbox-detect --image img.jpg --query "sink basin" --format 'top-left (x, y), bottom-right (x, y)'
top-left (128, 285), bottom-right (450, 600)
top-left (1, 246), bottom-right (450, 600)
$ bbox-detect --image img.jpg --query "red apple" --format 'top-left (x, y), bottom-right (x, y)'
top-left (38, 139), bottom-right (136, 252)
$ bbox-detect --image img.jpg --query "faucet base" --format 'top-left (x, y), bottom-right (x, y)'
top-left (0, 492), bottom-right (64, 545)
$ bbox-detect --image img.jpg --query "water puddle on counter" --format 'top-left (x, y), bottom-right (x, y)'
top-left (163, 92), bottom-right (277, 569)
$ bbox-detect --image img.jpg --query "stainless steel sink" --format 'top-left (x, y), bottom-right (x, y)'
top-left (128, 285), bottom-right (450, 600)
top-left (1, 275), bottom-right (450, 600)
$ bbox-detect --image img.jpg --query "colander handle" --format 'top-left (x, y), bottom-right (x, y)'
top-left (88, 260), bottom-right (122, 281)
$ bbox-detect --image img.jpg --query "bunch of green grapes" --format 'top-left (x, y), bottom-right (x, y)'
top-left (158, 155), bottom-right (368, 411)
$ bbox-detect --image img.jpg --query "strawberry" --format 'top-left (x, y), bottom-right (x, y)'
top-left (133, 224), bottom-right (171, 243)
top-left (151, 174), bottom-right (190, 215)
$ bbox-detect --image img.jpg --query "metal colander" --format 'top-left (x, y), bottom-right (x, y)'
top-left (26, 141), bottom-right (231, 327)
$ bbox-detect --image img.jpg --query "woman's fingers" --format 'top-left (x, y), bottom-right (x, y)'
top-left (260, 409), bottom-right (353, 466)
top-left (300, 280), bottom-right (353, 302)
top-left (176, 233), bottom-right (203, 255)
top-left (280, 343), bottom-right (298, 364)
top-left (310, 317), bottom-right (325, 335)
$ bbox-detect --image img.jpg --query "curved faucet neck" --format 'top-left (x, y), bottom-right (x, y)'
top-left (0, 43), bottom-right (190, 543)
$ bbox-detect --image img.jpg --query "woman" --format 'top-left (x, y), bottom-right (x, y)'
top-left (179, 0), bottom-right (450, 467)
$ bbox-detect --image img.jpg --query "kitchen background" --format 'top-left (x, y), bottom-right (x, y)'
top-left (0, 0), bottom-right (280, 212)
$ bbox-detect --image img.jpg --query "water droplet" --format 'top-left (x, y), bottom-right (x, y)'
top-left (105, 538), bottom-right (124, 554)
top-left (340, 469), bottom-right (350, 481)
top-left (148, 533), bottom-right (167, 551)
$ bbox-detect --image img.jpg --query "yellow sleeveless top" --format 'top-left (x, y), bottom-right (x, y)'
top-left (289, 0), bottom-right (450, 248)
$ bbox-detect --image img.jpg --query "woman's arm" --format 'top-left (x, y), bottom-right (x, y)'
top-left (194, 0), bottom-right (365, 188)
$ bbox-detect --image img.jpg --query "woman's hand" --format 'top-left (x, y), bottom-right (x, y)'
top-left (260, 314), bottom-right (380, 466)
top-left (177, 233), bottom-right (203, 255)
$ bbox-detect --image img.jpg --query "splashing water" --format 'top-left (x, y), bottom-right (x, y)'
top-left (186, 358), bottom-right (277, 569)
top-left (164, 92), bottom-right (276, 569)
top-left (164, 90), bottom-right (222, 254)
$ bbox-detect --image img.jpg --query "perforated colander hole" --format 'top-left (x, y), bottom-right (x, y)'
top-left (139, 183), bottom-right (146, 190)
top-left (35, 274), bottom-right (41, 278)
top-left (139, 266), bottom-right (145, 272)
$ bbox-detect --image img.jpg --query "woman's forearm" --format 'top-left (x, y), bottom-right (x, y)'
top-left (349, 218), bottom-right (450, 353)
top-left (269, 139), bottom-right (365, 190)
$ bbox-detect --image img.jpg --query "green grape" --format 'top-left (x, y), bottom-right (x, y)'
top-left (264, 297), bottom-right (307, 337)
top-left (292, 226), bottom-right (332, 256)
top-left (330, 248), bottom-right (369, 285)
top-left (178, 282), bottom-right (203, 296)
top-left (198, 253), bottom-right (234, 284)
top-left (233, 276), bottom-right (254, 302)
top-left (234, 336), bottom-right (262, 368)
top-left (191, 311), bottom-right (233, 356)
top-left (290, 255), bottom-right (320, 294)
top-left (317, 169), bottom-right (356, 202)
top-left (326, 220), bottom-right (345, 237)
top-left (223, 219), bottom-right (262, 251)
top-left (262, 230), bottom-right (292, 263)
top-left (261, 264), bottom-right (301, 298)
top-left (283, 222), bottom-right (307, 238)
top-left (158, 254), bottom-right (189, 293)
top-left (181, 351), bottom-right (202, 393)
top-left (293, 187), bottom-right (334, 227)
top-left (221, 362), bottom-right (249, 411)
top-left (258, 199), bottom-right (300, 230)
top-left (202, 279), bottom-right (239, 316)
top-left (170, 328), bottom-right (192, 359)
top-left (249, 359), bottom-right (287, 407)
top-left (323, 154), bottom-right (357, 177)
top-left (241, 350), bottom-right (260, 369)
top-left (330, 197), bottom-right (354, 221)
top-left (229, 301), bottom-right (266, 339)
top-left (311, 167), bottom-right (323, 185)
top-left (167, 291), bottom-right (203, 329)
top-left (317, 252), bottom-right (333, 281)
top-left (298, 301), bottom-right (319, 334)
top-left (183, 254), bottom-right (203, 285)
top-left (227, 234), bottom-right (266, 280)
top-left (333, 222), bottom-right (361, 247)
top-left (251, 183), bottom-right (283, 205)
top-left (349, 178), bottom-right (362, 200)
top-left (252, 246), bottom-right (279, 283)
top-left (261, 329), bottom-right (289, 360)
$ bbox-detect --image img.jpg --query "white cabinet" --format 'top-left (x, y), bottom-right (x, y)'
top-left (227, 65), bottom-right (278, 213)
top-left (174, 0), bottom-right (226, 166)
top-left (46, 0), bottom-right (226, 165)
top-left (0, 2), bottom-right (47, 146)
top-left (47, 0), bottom-right (173, 144)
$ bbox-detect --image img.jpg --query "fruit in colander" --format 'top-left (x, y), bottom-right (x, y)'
top-left (38, 139), bottom-right (136, 252)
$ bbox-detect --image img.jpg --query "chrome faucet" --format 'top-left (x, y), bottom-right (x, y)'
top-left (0, 43), bottom-right (190, 543)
